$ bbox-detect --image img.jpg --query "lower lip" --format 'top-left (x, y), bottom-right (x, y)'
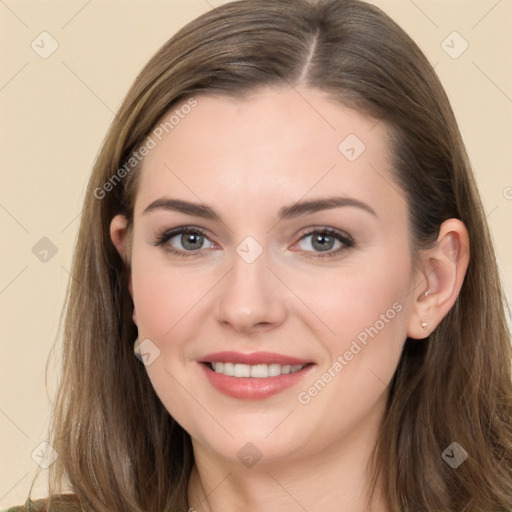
top-left (200, 363), bottom-right (313, 400)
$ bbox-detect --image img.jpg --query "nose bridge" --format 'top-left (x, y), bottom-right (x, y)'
top-left (215, 243), bottom-right (287, 332)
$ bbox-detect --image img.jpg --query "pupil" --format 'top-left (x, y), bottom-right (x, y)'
top-left (182, 233), bottom-right (203, 250)
top-left (312, 234), bottom-right (334, 251)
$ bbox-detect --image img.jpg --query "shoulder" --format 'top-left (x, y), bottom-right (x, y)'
top-left (3, 497), bottom-right (81, 512)
top-left (3, 500), bottom-right (44, 512)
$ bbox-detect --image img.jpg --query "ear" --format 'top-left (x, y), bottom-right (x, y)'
top-left (110, 214), bottom-right (131, 262)
top-left (407, 219), bottom-right (470, 340)
top-left (110, 215), bottom-right (135, 320)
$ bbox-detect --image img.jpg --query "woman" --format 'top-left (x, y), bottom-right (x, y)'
top-left (8, 0), bottom-right (512, 510)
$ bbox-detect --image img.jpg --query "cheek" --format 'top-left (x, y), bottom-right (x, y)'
top-left (293, 253), bottom-right (412, 343)
top-left (130, 245), bottom-right (211, 340)
top-left (289, 263), bottom-right (411, 446)
top-left (129, 252), bottom-right (209, 431)
top-left (295, 252), bottom-right (413, 392)
top-left (131, 267), bottom-right (178, 340)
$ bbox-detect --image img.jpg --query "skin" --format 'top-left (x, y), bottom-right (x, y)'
top-left (110, 86), bottom-right (469, 512)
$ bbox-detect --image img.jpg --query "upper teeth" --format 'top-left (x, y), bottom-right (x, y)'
top-left (211, 362), bottom-right (304, 378)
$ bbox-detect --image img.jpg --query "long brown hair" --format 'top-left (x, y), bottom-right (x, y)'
top-left (31, 0), bottom-right (512, 510)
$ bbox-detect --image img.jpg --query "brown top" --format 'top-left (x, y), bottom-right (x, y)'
top-left (4, 497), bottom-right (81, 512)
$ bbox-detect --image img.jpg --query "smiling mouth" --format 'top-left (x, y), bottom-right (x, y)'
top-left (206, 362), bottom-right (308, 378)
top-left (200, 355), bottom-right (315, 399)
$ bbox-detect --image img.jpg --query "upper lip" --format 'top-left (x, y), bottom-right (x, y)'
top-left (201, 351), bottom-right (313, 366)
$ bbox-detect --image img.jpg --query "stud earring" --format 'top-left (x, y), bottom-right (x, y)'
top-left (424, 289), bottom-right (432, 297)
top-left (420, 321), bottom-right (428, 330)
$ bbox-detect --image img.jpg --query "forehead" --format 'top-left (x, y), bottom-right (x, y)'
top-left (134, 87), bottom-right (404, 218)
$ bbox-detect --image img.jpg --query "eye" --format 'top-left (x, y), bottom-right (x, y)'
top-left (294, 228), bottom-right (353, 257)
top-left (154, 227), bottom-right (216, 256)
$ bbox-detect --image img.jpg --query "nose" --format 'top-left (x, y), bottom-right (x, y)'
top-left (214, 250), bottom-right (288, 334)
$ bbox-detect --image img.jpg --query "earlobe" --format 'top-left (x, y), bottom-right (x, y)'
top-left (407, 219), bottom-right (470, 340)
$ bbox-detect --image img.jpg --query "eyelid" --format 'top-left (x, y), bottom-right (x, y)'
top-left (295, 226), bottom-right (353, 244)
top-left (153, 225), bottom-right (211, 242)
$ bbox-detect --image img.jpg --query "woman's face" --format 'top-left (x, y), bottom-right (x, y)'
top-left (120, 87), bottom-right (423, 465)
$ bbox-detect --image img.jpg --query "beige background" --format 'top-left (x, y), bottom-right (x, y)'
top-left (1, 0), bottom-right (511, 508)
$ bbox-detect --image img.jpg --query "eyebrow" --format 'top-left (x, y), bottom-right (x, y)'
top-left (143, 198), bottom-right (218, 219)
top-left (278, 197), bottom-right (377, 219)
top-left (142, 196), bottom-right (377, 220)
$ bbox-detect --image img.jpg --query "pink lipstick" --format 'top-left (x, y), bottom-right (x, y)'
top-left (200, 351), bottom-right (314, 400)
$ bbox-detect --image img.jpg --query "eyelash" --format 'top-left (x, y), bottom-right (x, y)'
top-left (153, 226), bottom-right (354, 259)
